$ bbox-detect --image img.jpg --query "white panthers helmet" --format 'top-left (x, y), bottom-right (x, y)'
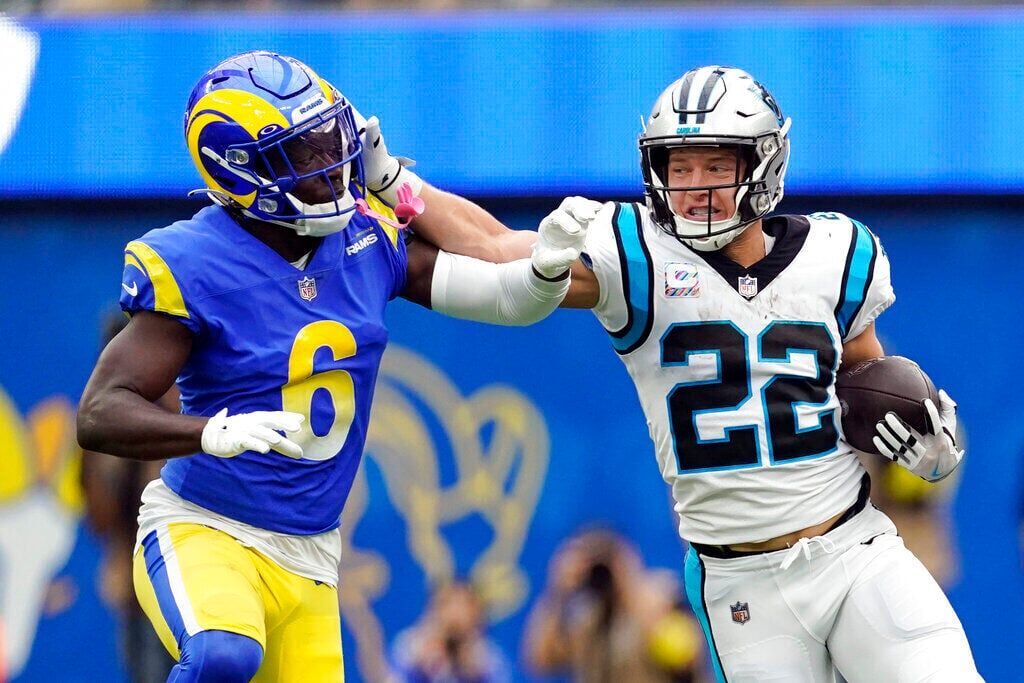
top-left (639, 66), bottom-right (792, 251)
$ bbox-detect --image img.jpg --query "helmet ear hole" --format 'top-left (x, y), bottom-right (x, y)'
top-left (650, 146), bottom-right (669, 183)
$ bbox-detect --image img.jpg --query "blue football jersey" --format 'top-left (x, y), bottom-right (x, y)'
top-left (120, 201), bottom-right (407, 535)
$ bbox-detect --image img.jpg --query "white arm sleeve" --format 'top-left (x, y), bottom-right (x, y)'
top-left (430, 250), bottom-right (569, 326)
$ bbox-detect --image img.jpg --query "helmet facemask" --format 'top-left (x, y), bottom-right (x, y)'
top-left (200, 98), bottom-right (365, 237)
top-left (639, 66), bottom-right (792, 252)
top-left (641, 127), bottom-right (789, 252)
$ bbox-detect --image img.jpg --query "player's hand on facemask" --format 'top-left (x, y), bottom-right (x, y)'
top-left (872, 389), bottom-right (963, 481)
top-left (355, 114), bottom-right (422, 206)
top-left (532, 197), bottom-right (602, 280)
top-left (201, 408), bottom-right (305, 459)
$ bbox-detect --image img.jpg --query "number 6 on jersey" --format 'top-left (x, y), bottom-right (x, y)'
top-left (281, 320), bottom-right (358, 461)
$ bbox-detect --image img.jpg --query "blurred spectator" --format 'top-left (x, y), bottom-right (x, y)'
top-left (391, 580), bottom-right (512, 683)
top-left (524, 529), bottom-right (705, 683)
top-left (79, 312), bottom-right (176, 683)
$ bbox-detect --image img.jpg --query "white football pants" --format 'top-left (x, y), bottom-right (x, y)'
top-left (684, 505), bottom-right (982, 682)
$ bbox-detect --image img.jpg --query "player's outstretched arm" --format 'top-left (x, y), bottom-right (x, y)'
top-left (358, 114), bottom-right (538, 263)
top-left (77, 312), bottom-right (303, 460)
top-left (417, 184), bottom-right (539, 262)
top-left (399, 200), bottom-right (591, 324)
top-left (403, 194), bottom-right (602, 309)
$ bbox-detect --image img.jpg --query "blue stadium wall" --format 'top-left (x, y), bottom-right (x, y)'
top-left (1, 11), bottom-right (1023, 682)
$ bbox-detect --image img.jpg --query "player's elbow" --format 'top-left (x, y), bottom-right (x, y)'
top-left (496, 304), bottom-right (555, 327)
top-left (76, 402), bottom-right (101, 452)
top-left (76, 391), bottom-right (112, 453)
top-left (76, 411), bottom-right (100, 452)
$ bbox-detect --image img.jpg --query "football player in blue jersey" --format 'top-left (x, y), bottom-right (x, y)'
top-left (373, 66), bottom-right (981, 682)
top-left (76, 51), bottom-right (586, 682)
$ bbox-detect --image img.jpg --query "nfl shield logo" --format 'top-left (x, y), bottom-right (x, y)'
top-left (737, 275), bottom-right (758, 298)
top-left (297, 276), bottom-right (317, 302)
top-left (731, 601), bottom-right (750, 625)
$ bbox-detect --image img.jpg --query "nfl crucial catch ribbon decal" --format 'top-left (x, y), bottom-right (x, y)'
top-left (610, 203), bottom-right (655, 355)
top-left (665, 262), bottom-right (701, 298)
top-left (834, 219), bottom-right (878, 338)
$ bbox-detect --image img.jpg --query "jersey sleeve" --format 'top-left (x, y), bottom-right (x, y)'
top-left (836, 218), bottom-right (895, 342)
top-left (120, 238), bottom-right (201, 333)
top-left (581, 201), bottom-right (629, 332)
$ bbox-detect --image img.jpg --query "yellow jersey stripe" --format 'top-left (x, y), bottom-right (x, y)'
top-left (363, 192), bottom-right (400, 247)
top-left (125, 241), bottom-right (190, 319)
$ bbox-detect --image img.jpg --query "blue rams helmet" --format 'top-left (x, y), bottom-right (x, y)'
top-left (185, 51), bottom-right (364, 236)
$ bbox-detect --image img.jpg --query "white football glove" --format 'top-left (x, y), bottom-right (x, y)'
top-left (354, 112), bottom-right (423, 206)
top-left (532, 197), bottom-right (602, 280)
top-left (201, 408), bottom-right (305, 460)
top-left (872, 389), bottom-right (964, 481)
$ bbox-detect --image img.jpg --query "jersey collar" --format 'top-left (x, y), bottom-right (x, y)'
top-left (692, 215), bottom-right (811, 299)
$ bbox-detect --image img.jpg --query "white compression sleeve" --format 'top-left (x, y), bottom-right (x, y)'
top-left (430, 250), bottom-right (569, 326)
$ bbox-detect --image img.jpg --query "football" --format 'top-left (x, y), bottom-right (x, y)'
top-left (835, 356), bottom-right (940, 455)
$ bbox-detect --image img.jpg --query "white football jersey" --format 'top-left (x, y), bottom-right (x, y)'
top-left (583, 203), bottom-right (895, 545)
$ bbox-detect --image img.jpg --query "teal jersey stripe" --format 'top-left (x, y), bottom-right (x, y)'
top-left (609, 203), bottom-right (654, 354)
top-left (836, 219), bottom-right (877, 338)
top-left (684, 549), bottom-right (727, 682)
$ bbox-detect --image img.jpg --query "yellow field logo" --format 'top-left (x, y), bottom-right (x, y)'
top-left (0, 388), bottom-right (82, 678)
top-left (340, 346), bottom-right (550, 681)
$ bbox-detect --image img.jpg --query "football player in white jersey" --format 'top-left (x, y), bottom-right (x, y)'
top-left (361, 66), bottom-right (980, 682)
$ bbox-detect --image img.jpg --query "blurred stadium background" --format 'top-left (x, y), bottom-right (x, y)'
top-left (1, 4), bottom-right (1023, 682)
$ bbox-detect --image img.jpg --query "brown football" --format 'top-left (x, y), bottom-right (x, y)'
top-left (835, 355), bottom-right (939, 455)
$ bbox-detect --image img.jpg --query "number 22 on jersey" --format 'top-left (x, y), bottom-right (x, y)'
top-left (661, 320), bottom-right (839, 473)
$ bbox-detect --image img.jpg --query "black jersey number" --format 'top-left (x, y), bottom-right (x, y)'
top-left (661, 321), bottom-right (838, 473)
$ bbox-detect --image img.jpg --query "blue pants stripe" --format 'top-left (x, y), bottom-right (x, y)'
top-left (684, 547), bottom-right (727, 682)
top-left (141, 529), bottom-right (188, 647)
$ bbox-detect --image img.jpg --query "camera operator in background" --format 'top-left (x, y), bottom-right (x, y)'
top-left (524, 529), bottom-right (706, 683)
top-left (390, 580), bottom-right (511, 683)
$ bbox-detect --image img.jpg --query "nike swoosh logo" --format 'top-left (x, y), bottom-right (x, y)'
top-left (122, 282), bottom-right (138, 297)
